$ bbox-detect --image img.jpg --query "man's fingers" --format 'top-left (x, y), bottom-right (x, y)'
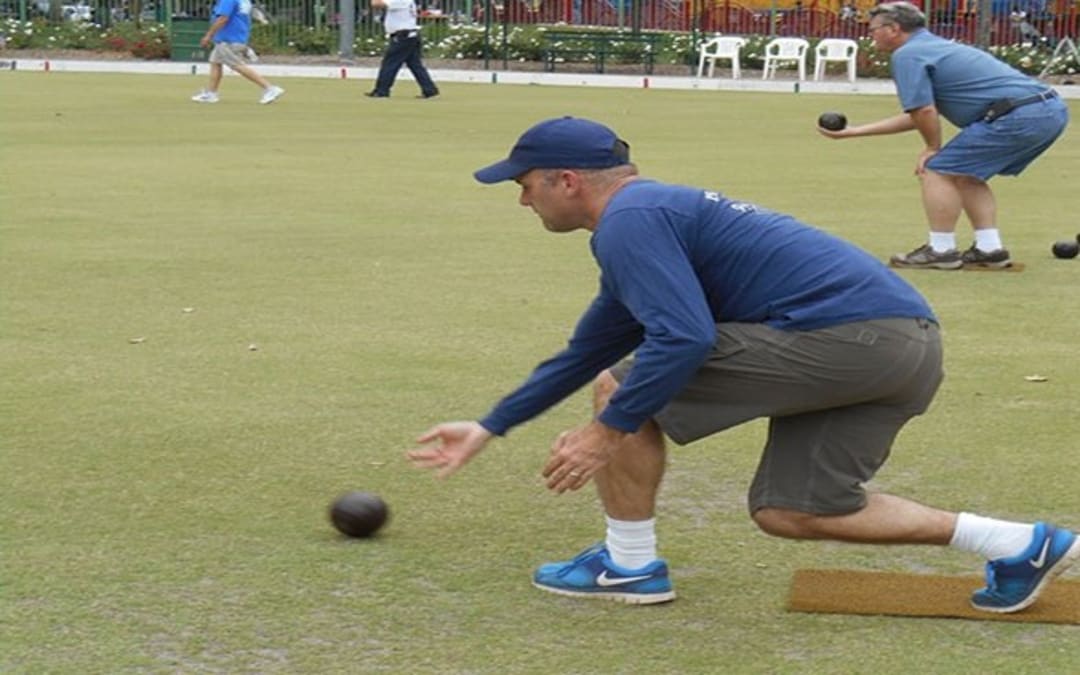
top-left (541, 454), bottom-right (562, 478)
top-left (545, 467), bottom-right (588, 493)
top-left (407, 452), bottom-right (444, 468)
top-left (436, 463), bottom-right (461, 480)
top-left (415, 426), bottom-right (442, 444)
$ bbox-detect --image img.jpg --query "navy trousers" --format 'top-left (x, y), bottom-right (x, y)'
top-left (372, 33), bottom-right (438, 97)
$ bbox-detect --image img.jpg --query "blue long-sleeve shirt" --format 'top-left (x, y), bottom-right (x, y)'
top-left (479, 180), bottom-right (935, 437)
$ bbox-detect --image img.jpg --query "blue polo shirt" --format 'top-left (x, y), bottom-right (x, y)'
top-left (211, 0), bottom-right (252, 44)
top-left (479, 180), bottom-right (935, 436)
top-left (891, 29), bottom-right (1048, 127)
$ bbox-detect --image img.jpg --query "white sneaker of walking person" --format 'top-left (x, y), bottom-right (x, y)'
top-left (191, 90), bottom-right (219, 103)
top-left (259, 86), bottom-right (285, 105)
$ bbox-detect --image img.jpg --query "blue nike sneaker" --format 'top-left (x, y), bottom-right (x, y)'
top-left (532, 543), bottom-right (675, 604)
top-left (971, 522), bottom-right (1080, 613)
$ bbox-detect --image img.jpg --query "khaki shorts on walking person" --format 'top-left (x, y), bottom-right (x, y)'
top-left (209, 42), bottom-right (257, 67)
top-left (612, 318), bottom-right (944, 515)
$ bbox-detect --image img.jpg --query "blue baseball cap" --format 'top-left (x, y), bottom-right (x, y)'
top-left (473, 117), bottom-right (631, 184)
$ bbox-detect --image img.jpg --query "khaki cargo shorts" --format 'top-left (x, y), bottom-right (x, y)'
top-left (611, 318), bottom-right (943, 516)
top-left (209, 42), bottom-right (257, 67)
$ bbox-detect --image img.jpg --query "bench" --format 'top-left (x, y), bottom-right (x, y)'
top-left (540, 29), bottom-right (665, 74)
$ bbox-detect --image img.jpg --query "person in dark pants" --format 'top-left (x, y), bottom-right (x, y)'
top-left (365, 0), bottom-right (439, 99)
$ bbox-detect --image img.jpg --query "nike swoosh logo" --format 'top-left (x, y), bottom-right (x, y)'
top-left (596, 570), bottom-right (653, 587)
top-left (1030, 539), bottom-right (1052, 569)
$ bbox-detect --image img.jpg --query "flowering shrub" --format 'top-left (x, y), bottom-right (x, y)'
top-left (0, 18), bottom-right (169, 59)
top-left (286, 26), bottom-right (335, 55)
top-left (417, 24), bottom-right (546, 61)
top-left (991, 42), bottom-right (1079, 76)
top-left (426, 24), bottom-right (488, 59)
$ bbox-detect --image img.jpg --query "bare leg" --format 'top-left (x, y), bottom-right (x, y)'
top-left (955, 175), bottom-right (996, 230)
top-left (207, 62), bottom-right (224, 92)
top-left (919, 170), bottom-right (963, 233)
top-left (229, 63), bottom-right (273, 90)
top-left (752, 493), bottom-right (957, 545)
top-left (591, 370), bottom-right (666, 520)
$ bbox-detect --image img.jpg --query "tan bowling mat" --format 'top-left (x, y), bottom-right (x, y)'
top-left (788, 569), bottom-right (1080, 624)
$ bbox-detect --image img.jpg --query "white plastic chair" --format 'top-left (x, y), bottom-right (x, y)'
top-left (696, 35), bottom-right (747, 79)
top-left (814, 38), bottom-right (859, 82)
top-left (762, 37), bottom-right (810, 81)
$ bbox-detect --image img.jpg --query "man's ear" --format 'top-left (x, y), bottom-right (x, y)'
top-left (558, 169), bottom-right (584, 193)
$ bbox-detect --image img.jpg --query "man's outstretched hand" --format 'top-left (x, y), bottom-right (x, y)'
top-left (408, 421), bottom-right (493, 478)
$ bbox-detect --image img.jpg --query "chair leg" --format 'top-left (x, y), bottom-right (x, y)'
top-left (848, 60), bottom-right (856, 82)
top-left (732, 60), bottom-right (740, 79)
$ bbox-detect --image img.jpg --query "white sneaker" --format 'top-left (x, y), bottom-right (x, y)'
top-left (259, 86), bottom-right (284, 105)
top-left (191, 90), bottom-right (219, 103)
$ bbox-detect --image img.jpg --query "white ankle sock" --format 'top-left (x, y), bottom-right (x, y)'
top-left (929, 232), bottom-right (957, 253)
top-left (606, 515), bottom-right (658, 570)
top-left (949, 512), bottom-right (1035, 560)
top-left (973, 229), bottom-right (1003, 252)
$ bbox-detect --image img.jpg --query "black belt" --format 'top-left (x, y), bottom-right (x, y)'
top-left (390, 30), bottom-right (419, 39)
top-left (983, 89), bottom-right (1058, 122)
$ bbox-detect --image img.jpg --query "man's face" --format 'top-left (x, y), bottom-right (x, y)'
top-left (514, 169), bottom-right (586, 233)
top-left (867, 17), bottom-right (901, 50)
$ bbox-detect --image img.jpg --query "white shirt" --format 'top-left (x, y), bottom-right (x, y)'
top-left (383, 0), bottom-right (419, 34)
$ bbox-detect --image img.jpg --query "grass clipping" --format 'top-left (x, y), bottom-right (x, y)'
top-left (788, 569), bottom-right (1080, 624)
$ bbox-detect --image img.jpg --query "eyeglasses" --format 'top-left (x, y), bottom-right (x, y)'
top-left (868, 22), bottom-right (894, 33)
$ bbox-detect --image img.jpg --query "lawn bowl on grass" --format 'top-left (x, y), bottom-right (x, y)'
top-left (329, 491), bottom-right (389, 538)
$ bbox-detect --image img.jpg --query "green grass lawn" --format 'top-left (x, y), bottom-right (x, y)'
top-left (2, 72), bottom-right (1079, 673)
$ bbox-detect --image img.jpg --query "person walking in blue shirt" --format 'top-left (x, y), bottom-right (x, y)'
top-left (191, 0), bottom-right (284, 104)
top-left (408, 116), bottom-right (1078, 613)
top-left (818, 2), bottom-right (1067, 270)
top-left (364, 0), bottom-right (439, 99)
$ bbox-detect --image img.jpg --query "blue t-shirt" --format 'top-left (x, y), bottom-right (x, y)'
top-left (892, 29), bottom-right (1047, 127)
top-left (479, 180), bottom-right (935, 437)
top-left (212, 0), bottom-right (252, 44)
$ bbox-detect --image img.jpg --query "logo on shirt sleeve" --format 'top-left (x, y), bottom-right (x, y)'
top-left (703, 190), bottom-right (759, 214)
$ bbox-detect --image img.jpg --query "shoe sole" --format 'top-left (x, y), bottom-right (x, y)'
top-left (962, 262), bottom-right (1023, 272)
top-left (531, 581), bottom-right (676, 605)
top-left (971, 537), bottom-right (1080, 613)
top-left (888, 260), bottom-right (964, 270)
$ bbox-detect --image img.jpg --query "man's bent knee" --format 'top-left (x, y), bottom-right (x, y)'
top-left (594, 369), bottom-right (619, 402)
top-left (752, 507), bottom-right (819, 539)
